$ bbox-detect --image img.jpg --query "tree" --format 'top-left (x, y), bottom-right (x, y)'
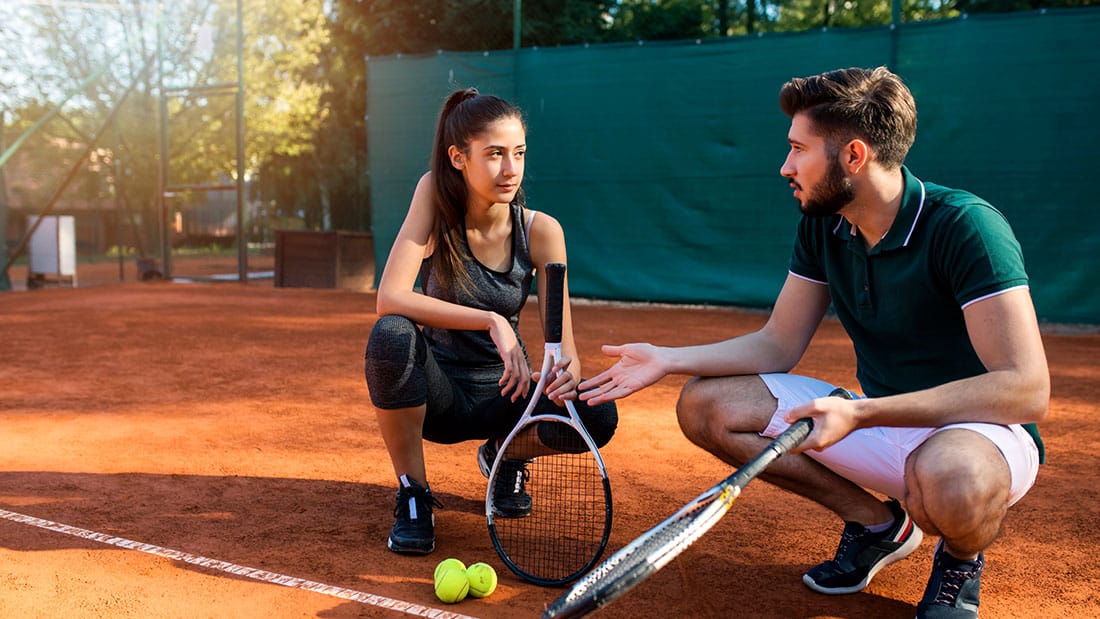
top-left (0, 0), bottom-right (330, 255)
top-left (0, 1), bottom-right (162, 260)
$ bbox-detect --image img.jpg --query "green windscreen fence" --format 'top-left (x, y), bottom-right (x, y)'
top-left (368, 8), bottom-right (1100, 325)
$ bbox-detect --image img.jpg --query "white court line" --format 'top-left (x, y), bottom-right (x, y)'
top-left (0, 508), bottom-right (479, 619)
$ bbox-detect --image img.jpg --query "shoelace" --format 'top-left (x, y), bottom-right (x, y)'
top-left (932, 560), bottom-right (983, 606)
top-left (832, 526), bottom-right (865, 562)
top-left (393, 488), bottom-right (443, 519)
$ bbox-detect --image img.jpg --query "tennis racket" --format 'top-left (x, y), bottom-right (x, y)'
top-left (543, 400), bottom-right (835, 617)
top-left (486, 262), bottom-right (612, 587)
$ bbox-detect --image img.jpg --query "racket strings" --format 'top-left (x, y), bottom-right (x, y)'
top-left (493, 427), bottom-right (609, 583)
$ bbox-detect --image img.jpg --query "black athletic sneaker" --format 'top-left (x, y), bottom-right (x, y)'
top-left (478, 439), bottom-right (532, 518)
top-left (916, 541), bottom-right (983, 618)
top-left (387, 474), bottom-right (441, 555)
top-left (803, 498), bottom-right (923, 594)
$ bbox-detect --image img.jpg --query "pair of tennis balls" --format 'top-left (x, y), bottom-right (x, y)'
top-left (434, 558), bottom-right (497, 603)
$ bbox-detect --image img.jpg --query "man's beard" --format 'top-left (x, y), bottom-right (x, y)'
top-left (798, 157), bottom-right (855, 218)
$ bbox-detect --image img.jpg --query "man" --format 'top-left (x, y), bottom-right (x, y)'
top-left (579, 66), bottom-right (1048, 618)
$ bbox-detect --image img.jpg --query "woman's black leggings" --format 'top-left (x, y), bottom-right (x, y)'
top-left (365, 314), bottom-right (618, 446)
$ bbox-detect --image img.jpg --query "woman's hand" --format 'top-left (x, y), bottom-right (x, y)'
top-left (489, 313), bottom-right (531, 401)
top-left (534, 354), bottom-right (578, 406)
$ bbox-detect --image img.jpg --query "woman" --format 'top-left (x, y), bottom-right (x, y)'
top-left (365, 88), bottom-right (618, 555)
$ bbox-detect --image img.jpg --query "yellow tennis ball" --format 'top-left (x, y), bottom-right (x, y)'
top-left (434, 558), bottom-right (466, 582)
top-left (466, 562), bottom-right (498, 598)
top-left (434, 567), bottom-right (469, 604)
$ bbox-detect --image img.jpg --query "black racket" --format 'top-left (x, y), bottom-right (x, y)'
top-left (543, 395), bottom-right (839, 618)
top-left (486, 262), bottom-right (612, 587)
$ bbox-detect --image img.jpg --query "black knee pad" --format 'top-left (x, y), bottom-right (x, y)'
top-left (582, 400), bottom-right (618, 448)
top-left (365, 315), bottom-right (419, 365)
top-left (364, 315), bottom-right (426, 408)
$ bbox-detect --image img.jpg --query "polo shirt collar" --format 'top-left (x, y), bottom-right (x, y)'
top-left (831, 166), bottom-right (927, 252)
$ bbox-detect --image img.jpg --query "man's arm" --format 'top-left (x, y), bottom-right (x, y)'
top-left (579, 274), bottom-right (832, 405)
top-left (788, 287), bottom-right (1050, 452)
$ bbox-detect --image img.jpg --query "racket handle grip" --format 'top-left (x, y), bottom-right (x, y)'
top-left (731, 417), bottom-right (813, 486)
top-left (544, 262), bottom-right (566, 344)
top-left (771, 417), bottom-right (813, 452)
top-left (767, 388), bottom-right (842, 452)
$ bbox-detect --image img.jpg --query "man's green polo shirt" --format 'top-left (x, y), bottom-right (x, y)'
top-left (789, 166), bottom-right (1044, 461)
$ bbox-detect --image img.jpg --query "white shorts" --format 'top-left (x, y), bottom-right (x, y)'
top-left (758, 373), bottom-right (1040, 505)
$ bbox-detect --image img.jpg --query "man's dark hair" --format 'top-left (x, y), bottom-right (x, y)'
top-left (779, 66), bottom-right (917, 168)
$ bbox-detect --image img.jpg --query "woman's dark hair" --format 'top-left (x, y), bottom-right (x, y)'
top-left (428, 88), bottom-right (526, 296)
top-left (779, 66), bottom-right (916, 168)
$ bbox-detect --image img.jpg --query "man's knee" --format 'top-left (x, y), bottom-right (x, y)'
top-left (676, 375), bottom-right (771, 448)
top-left (904, 430), bottom-right (1010, 539)
top-left (676, 377), bottom-right (715, 446)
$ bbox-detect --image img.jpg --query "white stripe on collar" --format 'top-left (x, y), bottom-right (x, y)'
top-left (901, 179), bottom-right (926, 247)
top-left (830, 178), bottom-right (926, 245)
top-left (831, 217), bottom-right (845, 235)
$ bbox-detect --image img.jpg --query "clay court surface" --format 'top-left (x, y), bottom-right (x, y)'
top-left (2, 256), bottom-right (1098, 618)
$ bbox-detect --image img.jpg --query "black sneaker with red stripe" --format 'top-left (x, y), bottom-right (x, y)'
top-left (803, 498), bottom-right (923, 595)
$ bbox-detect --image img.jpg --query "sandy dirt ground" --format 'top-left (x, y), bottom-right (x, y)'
top-left (1, 256), bottom-right (1098, 618)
